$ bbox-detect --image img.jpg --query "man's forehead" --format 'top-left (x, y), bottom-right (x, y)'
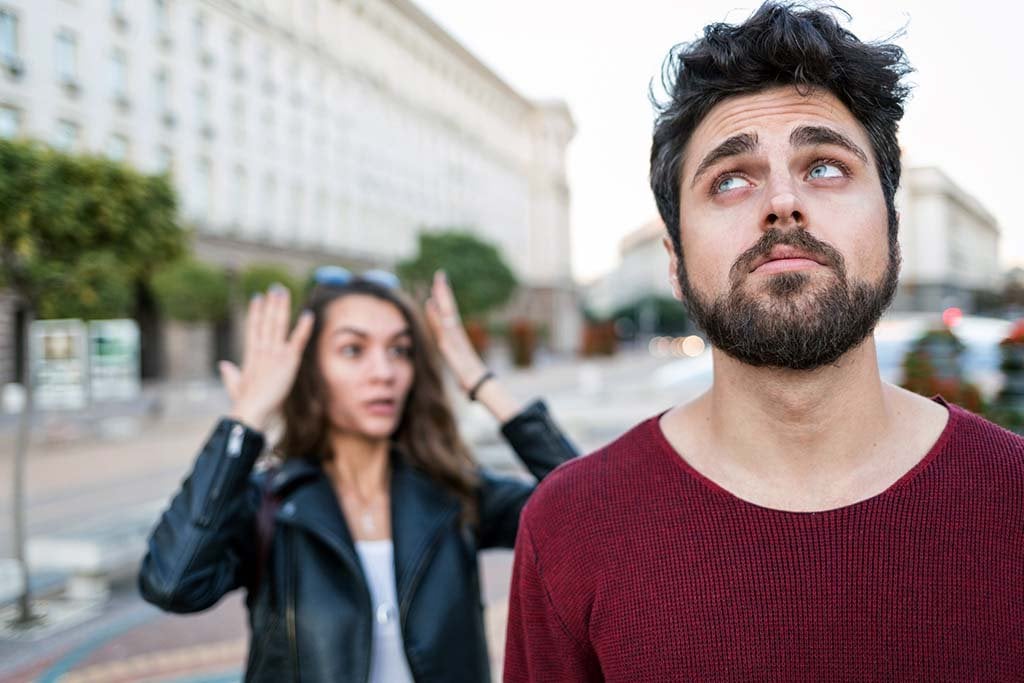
top-left (684, 86), bottom-right (868, 167)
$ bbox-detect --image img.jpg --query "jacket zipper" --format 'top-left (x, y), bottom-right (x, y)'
top-left (198, 423), bottom-right (244, 526)
top-left (286, 530), bottom-right (300, 682)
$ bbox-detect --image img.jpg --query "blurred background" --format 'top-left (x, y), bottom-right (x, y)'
top-left (0, 0), bottom-right (1021, 681)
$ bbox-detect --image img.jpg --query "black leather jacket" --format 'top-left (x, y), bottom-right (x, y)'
top-left (138, 400), bottom-right (577, 682)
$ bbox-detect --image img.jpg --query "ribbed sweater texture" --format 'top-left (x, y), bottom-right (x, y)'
top-left (504, 403), bottom-right (1024, 681)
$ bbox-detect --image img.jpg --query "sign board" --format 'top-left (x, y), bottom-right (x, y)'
top-left (89, 319), bottom-right (140, 401)
top-left (32, 319), bottom-right (88, 410)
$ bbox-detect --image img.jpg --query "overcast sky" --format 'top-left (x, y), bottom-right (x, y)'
top-left (413, 0), bottom-right (1024, 283)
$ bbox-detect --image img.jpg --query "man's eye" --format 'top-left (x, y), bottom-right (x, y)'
top-left (808, 162), bottom-right (845, 179)
top-left (714, 175), bottom-right (752, 193)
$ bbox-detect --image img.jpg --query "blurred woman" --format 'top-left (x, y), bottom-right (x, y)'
top-left (139, 269), bottom-right (577, 682)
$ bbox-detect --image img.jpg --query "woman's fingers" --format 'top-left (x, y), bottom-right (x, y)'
top-left (218, 360), bottom-right (242, 401)
top-left (424, 297), bottom-right (443, 337)
top-left (243, 294), bottom-right (264, 368)
top-left (269, 286), bottom-right (291, 344)
top-left (258, 287), bottom-right (284, 348)
top-left (433, 270), bottom-right (459, 320)
top-left (287, 310), bottom-right (315, 356)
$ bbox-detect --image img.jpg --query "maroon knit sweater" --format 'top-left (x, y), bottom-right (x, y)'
top-left (504, 402), bottom-right (1024, 681)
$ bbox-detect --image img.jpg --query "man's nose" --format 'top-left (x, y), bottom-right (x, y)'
top-left (763, 182), bottom-right (805, 231)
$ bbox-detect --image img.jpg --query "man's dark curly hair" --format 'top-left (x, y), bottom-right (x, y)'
top-left (650, 3), bottom-right (913, 258)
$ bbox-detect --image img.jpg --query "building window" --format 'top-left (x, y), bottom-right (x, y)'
top-left (156, 145), bottom-right (173, 174)
top-left (54, 119), bottom-right (80, 151)
top-left (0, 8), bottom-right (18, 63)
top-left (196, 84), bottom-right (212, 136)
top-left (110, 49), bottom-right (128, 102)
top-left (154, 0), bottom-right (170, 40)
top-left (196, 83), bottom-right (208, 120)
top-left (111, 0), bottom-right (128, 29)
top-left (55, 29), bottom-right (78, 85)
top-left (194, 11), bottom-right (206, 45)
top-left (155, 68), bottom-right (169, 113)
top-left (230, 28), bottom-right (245, 81)
top-left (106, 134), bottom-right (129, 161)
top-left (195, 11), bottom-right (213, 65)
top-left (0, 104), bottom-right (19, 138)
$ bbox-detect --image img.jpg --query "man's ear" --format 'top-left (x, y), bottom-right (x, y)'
top-left (662, 235), bottom-right (684, 302)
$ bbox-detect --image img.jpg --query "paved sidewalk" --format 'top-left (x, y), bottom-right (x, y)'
top-left (2, 551), bottom-right (515, 683)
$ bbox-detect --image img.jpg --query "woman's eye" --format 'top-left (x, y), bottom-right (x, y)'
top-left (714, 175), bottom-right (752, 193)
top-left (339, 345), bottom-right (361, 357)
top-left (808, 162), bottom-right (845, 179)
top-left (390, 345), bottom-right (413, 359)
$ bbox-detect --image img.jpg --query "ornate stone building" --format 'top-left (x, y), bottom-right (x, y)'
top-left (0, 0), bottom-right (577, 382)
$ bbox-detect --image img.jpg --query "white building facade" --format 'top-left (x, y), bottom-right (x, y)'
top-left (892, 166), bottom-right (1001, 312)
top-left (0, 0), bottom-right (578, 381)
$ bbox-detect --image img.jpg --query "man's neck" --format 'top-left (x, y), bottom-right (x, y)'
top-left (661, 337), bottom-right (948, 511)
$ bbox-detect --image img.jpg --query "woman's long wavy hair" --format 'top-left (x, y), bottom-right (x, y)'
top-left (276, 280), bottom-right (479, 523)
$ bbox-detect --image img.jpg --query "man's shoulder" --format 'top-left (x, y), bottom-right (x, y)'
top-left (946, 403), bottom-right (1024, 458)
top-left (937, 403), bottom-right (1024, 493)
top-left (520, 414), bottom-right (665, 538)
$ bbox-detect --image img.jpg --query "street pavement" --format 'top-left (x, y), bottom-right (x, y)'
top-left (0, 346), bottom-right (712, 682)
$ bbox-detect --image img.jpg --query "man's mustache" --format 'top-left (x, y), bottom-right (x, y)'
top-left (729, 229), bottom-right (847, 285)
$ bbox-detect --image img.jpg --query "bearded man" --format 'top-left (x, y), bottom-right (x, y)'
top-left (503, 3), bottom-right (1024, 680)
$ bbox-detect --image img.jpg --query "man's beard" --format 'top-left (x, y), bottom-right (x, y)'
top-left (678, 229), bottom-right (901, 371)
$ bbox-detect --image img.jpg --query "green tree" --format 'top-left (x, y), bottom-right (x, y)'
top-left (38, 251), bottom-right (135, 320)
top-left (397, 231), bottom-right (518, 320)
top-left (239, 262), bottom-right (299, 306)
top-left (0, 139), bottom-right (186, 626)
top-left (611, 294), bottom-right (689, 337)
top-left (151, 258), bottom-right (231, 323)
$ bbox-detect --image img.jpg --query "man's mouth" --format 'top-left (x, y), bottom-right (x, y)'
top-left (749, 245), bottom-right (829, 274)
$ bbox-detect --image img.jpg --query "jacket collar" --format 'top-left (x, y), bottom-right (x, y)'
top-left (389, 454), bottom-right (461, 607)
top-left (270, 451), bottom-right (462, 605)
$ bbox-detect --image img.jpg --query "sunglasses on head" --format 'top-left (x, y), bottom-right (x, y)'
top-left (313, 266), bottom-right (401, 290)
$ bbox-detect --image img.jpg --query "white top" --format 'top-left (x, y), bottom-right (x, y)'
top-left (355, 539), bottom-right (415, 683)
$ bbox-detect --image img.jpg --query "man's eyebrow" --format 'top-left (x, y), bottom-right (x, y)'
top-left (789, 125), bottom-right (868, 163)
top-left (689, 132), bottom-right (759, 189)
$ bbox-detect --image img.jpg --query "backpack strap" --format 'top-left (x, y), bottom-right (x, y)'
top-left (252, 467), bottom-right (280, 593)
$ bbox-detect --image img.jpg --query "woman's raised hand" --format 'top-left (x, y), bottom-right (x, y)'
top-left (424, 270), bottom-right (488, 393)
top-left (219, 285), bottom-right (314, 432)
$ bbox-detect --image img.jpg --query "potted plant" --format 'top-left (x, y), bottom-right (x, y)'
top-left (508, 318), bottom-right (537, 368)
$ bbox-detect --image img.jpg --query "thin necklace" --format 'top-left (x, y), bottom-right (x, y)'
top-left (328, 462), bottom-right (388, 535)
top-left (347, 485), bottom-right (381, 535)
